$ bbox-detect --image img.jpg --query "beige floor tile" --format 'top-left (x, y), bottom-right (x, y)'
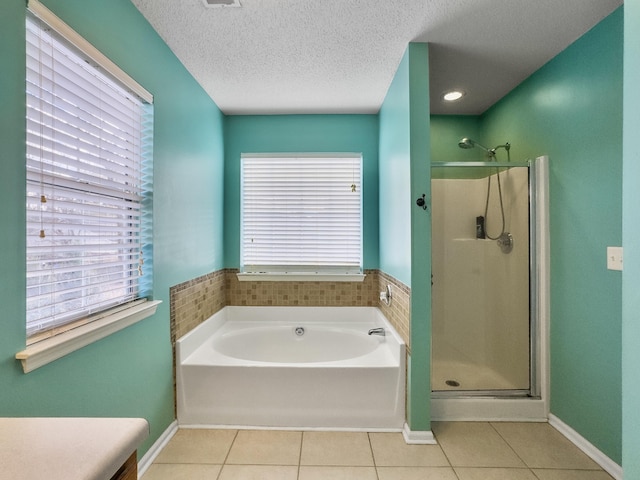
top-left (300, 431), bottom-right (374, 466)
top-left (226, 430), bottom-right (302, 465)
top-left (432, 422), bottom-right (526, 468)
top-left (455, 467), bottom-right (538, 480)
top-left (141, 463), bottom-right (222, 480)
top-left (492, 422), bottom-right (601, 470)
top-left (298, 466), bottom-right (378, 480)
top-left (218, 465), bottom-right (298, 480)
top-left (154, 429), bottom-right (237, 464)
top-left (376, 466), bottom-right (458, 480)
top-left (532, 469), bottom-right (615, 480)
top-left (369, 432), bottom-right (450, 467)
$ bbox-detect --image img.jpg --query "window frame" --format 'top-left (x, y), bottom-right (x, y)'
top-left (17, 0), bottom-right (159, 373)
top-left (239, 153), bottom-right (364, 282)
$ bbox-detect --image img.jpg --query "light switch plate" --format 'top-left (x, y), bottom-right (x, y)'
top-left (607, 246), bottom-right (623, 271)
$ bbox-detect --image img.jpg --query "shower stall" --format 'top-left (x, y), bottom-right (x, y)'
top-left (430, 148), bottom-right (549, 421)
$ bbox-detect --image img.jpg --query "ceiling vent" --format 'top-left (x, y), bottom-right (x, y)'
top-left (202, 0), bottom-right (241, 7)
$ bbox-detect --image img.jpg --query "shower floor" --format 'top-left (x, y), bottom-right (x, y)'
top-left (432, 359), bottom-right (520, 392)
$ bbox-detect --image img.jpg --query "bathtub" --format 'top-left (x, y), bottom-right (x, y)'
top-left (176, 306), bottom-right (406, 430)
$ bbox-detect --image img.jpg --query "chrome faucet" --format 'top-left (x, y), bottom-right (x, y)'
top-left (368, 327), bottom-right (385, 336)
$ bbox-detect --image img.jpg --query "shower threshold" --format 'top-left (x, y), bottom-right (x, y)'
top-left (432, 389), bottom-right (533, 399)
top-left (431, 392), bottom-right (546, 422)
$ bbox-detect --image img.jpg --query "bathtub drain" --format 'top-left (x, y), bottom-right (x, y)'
top-left (294, 327), bottom-right (305, 336)
top-left (445, 380), bottom-right (460, 387)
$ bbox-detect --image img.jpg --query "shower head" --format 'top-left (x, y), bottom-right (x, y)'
top-left (458, 138), bottom-right (475, 149)
top-left (458, 138), bottom-right (491, 153)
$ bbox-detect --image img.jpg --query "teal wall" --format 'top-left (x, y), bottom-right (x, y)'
top-left (378, 50), bottom-right (412, 285)
top-left (0, 0), bottom-right (225, 456)
top-left (379, 43), bottom-right (431, 431)
top-left (622, 0), bottom-right (640, 477)
top-left (223, 114), bottom-right (379, 269)
top-left (431, 9), bottom-right (623, 463)
top-left (484, 8), bottom-right (623, 464)
top-left (407, 43), bottom-right (432, 431)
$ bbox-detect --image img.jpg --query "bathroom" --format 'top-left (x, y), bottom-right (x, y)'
top-left (1, 0), bottom-right (640, 478)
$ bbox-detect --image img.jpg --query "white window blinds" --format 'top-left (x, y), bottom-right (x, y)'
top-left (241, 154), bottom-right (362, 273)
top-left (25, 8), bottom-right (153, 338)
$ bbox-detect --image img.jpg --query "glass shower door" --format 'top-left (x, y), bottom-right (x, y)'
top-left (431, 163), bottom-right (531, 394)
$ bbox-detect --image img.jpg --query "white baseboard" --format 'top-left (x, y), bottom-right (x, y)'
top-left (138, 420), bottom-right (178, 477)
top-left (548, 414), bottom-right (622, 480)
top-left (402, 422), bottom-right (437, 444)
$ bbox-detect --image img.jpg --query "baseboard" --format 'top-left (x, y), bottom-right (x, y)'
top-left (548, 414), bottom-right (622, 480)
top-left (402, 422), bottom-right (437, 444)
top-left (137, 420), bottom-right (178, 477)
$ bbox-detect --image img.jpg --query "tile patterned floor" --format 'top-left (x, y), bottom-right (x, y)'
top-left (142, 422), bottom-right (614, 480)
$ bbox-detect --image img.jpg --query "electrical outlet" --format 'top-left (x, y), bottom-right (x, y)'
top-left (607, 246), bottom-right (623, 271)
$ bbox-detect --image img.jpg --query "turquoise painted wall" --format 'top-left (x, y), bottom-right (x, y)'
top-left (378, 43), bottom-right (431, 431)
top-left (622, 0), bottom-right (640, 476)
top-left (0, 0), bottom-right (225, 456)
top-left (223, 114), bottom-right (379, 269)
top-left (407, 43), bottom-right (432, 431)
top-left (378, 50), bottom-right (411, 285)
top-left (481, 9), bottom-right (623, 463)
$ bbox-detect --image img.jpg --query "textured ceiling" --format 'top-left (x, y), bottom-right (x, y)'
top-left (130, 0), bottom-right (622, 115)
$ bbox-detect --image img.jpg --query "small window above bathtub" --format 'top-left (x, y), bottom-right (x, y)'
top-left (240, 154), bottom-right (363, 281)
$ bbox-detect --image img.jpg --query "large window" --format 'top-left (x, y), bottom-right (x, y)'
top-left (241, 154), bottom-right (363, 276)
top-left (25, 2), bottom-right (153, 341)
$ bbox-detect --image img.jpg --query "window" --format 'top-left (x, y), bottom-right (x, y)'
top-left (25, 1), bottom-right (153, 342)
top-left (240, 154), bottom-right (362, 278)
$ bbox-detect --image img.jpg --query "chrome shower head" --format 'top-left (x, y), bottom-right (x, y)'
top-left (458, 138), bottom-right (490, 153)
top-left (458, 137), bottom-right (475, 149)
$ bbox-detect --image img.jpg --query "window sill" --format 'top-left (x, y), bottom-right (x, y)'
top-left (16, 300), bottom-right (161, 373)
top-left (237, 272), bottom-right (366, 282)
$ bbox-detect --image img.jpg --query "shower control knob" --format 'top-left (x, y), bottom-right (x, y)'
top-left (416, 194), bottom-right (427, 210)
top-left (497, 232), bottom-right (514, 254)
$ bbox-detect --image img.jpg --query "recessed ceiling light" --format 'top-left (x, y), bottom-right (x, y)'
top-left (443, 90), bottom-right (465, 102)
top-left (202, 0), bottom-right (241, 8)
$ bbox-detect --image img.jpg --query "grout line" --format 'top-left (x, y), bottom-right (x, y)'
top-left (488, 421), bottom-right (535, 475)
top-left (431, 423), bottom-right (455, 470)
top-left (366, 432), bottom-right (380, 480)
top-left (214, 429), bottom-right (239, 480)
top-left (297, 430), bottom-right (304, 480)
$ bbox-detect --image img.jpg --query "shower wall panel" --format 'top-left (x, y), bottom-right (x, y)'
top-left (432, 167), bottom-right (529, 392)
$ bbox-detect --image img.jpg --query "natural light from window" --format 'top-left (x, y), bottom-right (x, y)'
top-left (240, 153), bottom-right (363, 278)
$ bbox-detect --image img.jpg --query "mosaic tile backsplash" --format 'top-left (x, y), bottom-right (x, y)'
top-left (170, 270), bottom-right (227, 344)
top-left (226, 269), bottom-right (378, 307)
top-left (170, 268), bottom-right (411, 349)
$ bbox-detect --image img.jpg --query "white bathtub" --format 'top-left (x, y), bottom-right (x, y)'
top-left (176, 306), bottom-right (406, 430)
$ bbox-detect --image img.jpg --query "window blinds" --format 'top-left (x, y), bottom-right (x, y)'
top-left (241, 154), bottom-right (362, 273)
top-left (25, 10), bottom-right (153, 337)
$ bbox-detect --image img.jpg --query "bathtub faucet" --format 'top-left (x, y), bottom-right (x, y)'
top-left (368, 327), bottom-right (385, 336)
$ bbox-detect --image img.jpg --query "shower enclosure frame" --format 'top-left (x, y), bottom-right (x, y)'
top-left (430, 156), bottom-right (550, 421)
